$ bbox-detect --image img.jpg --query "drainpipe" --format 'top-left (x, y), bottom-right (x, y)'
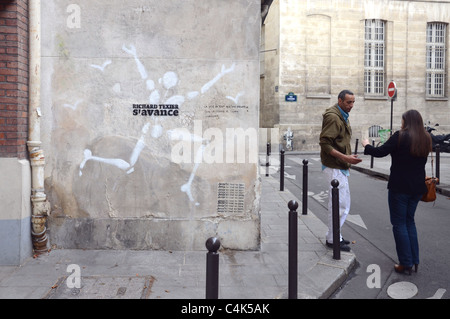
top-left (28, 0), bottom-right (50, 253)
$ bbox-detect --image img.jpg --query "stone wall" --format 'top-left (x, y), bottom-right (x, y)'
top-left (263, 0), bottom-right (450, 152)
top-left (40, 0), bottom-right (262, 250)
top-left (0, 0), bottom-right (32, 265)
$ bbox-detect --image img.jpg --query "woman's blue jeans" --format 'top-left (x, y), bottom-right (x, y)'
top-left (388, 190), bottom-right (421, 267)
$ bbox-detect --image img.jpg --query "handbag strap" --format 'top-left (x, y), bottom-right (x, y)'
top-left (431, 150), bottom-right (435, 178)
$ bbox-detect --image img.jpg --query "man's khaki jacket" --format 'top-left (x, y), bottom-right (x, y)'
top-left (319, 103), bottom-right (353, 170)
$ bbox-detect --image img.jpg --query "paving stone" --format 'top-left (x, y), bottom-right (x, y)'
top-left (43, 275), bottom-right (155, 299)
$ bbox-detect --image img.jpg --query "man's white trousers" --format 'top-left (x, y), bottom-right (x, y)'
top-left (323, 167), bottom-right (351, 243)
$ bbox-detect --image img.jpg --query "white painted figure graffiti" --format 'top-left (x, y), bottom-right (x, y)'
top-left (77, 44), bottom-right (239, 205)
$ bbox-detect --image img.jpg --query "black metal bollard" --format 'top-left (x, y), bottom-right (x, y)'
top-left (370, 140), bottom-right (375, 169)
top-left (354, 138), bottom-right (359, 155)
top-left (288, 200), bottom-right (298, 299)
top-left (331, 179), bottom-right (340, 260)
top-left (436, 144), bottom-right (440, 185)
top-left (302, 159), bottom-right (308, 215)
top-left (205, 237), bottom-right (220, 299)
top-left (266, 143), bottom-right (270, 177)
top-left (280, 149), bottom-right (285, 191)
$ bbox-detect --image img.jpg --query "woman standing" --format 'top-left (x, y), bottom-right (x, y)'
top-left (362, 110), bottom-right (432, 275)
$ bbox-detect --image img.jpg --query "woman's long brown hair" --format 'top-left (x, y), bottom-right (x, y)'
top-left (400, 109), bottom-right (432, 157)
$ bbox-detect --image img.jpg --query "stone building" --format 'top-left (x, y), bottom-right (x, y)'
top-left (261, 0), bottom-right (450, 151)
top-left (1, 0), bottom-right (271, 265)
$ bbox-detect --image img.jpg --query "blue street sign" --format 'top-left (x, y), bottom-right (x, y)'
top-left (285, 92), bottom-right (297, 102)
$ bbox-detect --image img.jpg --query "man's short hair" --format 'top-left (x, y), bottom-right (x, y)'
top-left (338, 90), bottom-right (354, 101)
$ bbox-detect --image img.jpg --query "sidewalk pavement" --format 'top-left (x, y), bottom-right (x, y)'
top-left (0, 173), bottom-right (355, 300)
top-left (1, 152), bottom-right (446, 299)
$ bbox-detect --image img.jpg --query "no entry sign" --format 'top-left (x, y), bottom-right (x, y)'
top-left (388, 81), bottom-right (397, 137)
top-left (388, 81), bottom-right (397, 98)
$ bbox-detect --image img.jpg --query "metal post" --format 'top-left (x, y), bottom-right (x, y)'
top-left (370, 140), bottom-right (375, 169)
top-left (390, 99), bottom-right (393, 136)
top-left (302, 160), bottom-right (308, 215)
top-left (205, 237), bottom-right (220, 299)
top-left (354, 139), bottom-right (359, 155)
top-left (280, 150), bottom-right (285, 191)
top-left (436, 144), bottom-right (440, 185)
top-left (288, 200), bottom-right (298, 299)
top-left (331, 180), bottom-right (340, 260)
top-left (266, 143), bottom-right (270, 177)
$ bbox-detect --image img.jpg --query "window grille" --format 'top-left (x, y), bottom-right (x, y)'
top-left (364, 19), bottom-right (386, 95)
top-left (368, 125), bottom-right (383, 138)
top-left (426, 23), bottom-right (447, 98)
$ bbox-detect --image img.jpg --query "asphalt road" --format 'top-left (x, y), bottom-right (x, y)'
top-left (279, 155), bottom-right (449, 299)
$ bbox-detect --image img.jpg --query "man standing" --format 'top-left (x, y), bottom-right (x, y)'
top-left (319, 90), bottom-right (361, 251)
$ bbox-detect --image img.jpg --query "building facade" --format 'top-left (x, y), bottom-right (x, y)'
top-left (1, 0), bottom-right (270, 265)
top-left (0, 0), bottom-right (32, 265)
top-left (261, 0), bottom-right (450, 151)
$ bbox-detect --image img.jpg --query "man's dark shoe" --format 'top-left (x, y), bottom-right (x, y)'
top-left (342, 238), bottom-right (350, 245)
top-left (326, 240), bottom-right (351, 252)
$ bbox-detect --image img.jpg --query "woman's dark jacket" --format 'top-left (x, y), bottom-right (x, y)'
top-left (364, 131), bottom-right (428, 195)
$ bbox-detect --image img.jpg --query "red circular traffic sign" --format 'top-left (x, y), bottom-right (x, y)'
top-left (388, 81), bottom-right (397, 98)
